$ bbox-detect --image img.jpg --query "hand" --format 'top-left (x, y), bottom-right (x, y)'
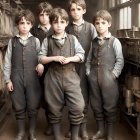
top-left (36, 64), bottom-right (44, 76)
top-left (54, 56), bottom-right (66, 64)
top-left (112, 72), bottom-right (116, 80)
top-left (62, 58), bottom-right (71, 64)
top-left (86, 69), bottom-right (90, 76)
top-left (6, 81), bottom-right (13, 92)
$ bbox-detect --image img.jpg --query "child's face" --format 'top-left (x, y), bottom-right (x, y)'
top-left (52, 16), bottom-right (68, 36)
top-left (94, 17), bottom-right (111, 37)
top-left (39, 11), bottom-right (50, 26)
top-left (17, 17), bottom-right (33, 35)
top-left (70, 3), bottom-right (86, 21)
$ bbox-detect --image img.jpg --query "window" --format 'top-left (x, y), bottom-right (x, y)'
top-left (119, 6), bottom-right (131, 29)
top-left (109, 0), bottom-right (116, 8)
top-left (138, 3), bottom-right (140, 27)
top-left (120, 0), bottom-right (130, 4)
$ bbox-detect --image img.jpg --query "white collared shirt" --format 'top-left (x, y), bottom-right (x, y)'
top-left (38, 24), bottom-right (51, 32)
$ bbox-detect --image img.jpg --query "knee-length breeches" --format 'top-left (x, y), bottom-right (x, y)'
top-left (44, 68), bottom-right (85, 125)
top-left (10, 70), bottom-right (42, 120)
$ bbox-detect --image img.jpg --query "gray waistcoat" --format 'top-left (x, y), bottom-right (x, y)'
top-left (11, 36), bottom-right (38, 70)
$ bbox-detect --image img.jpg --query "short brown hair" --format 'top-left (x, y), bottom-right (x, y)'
top-left (49, 8), bottom-right (69, 24)
top-left (37, 2), bottom-right (53, 16)
top-left (15, 9), bottom-right (35, 25)
top-left (68, 0), bottom-right (86, 10)
top-left (93, 10), bottom-right (112, 23)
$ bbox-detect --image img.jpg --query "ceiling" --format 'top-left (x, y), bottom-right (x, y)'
top-left (20, 0), bottom-right (68, 10)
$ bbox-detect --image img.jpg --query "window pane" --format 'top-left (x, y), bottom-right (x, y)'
top-left (138, 3), bottom-right (140, 27)
top-left (120, 0), bottom-right (130, 4)
top-left (119, 6), bottom-right (131, 29)
top-left (109, 0), bottom-right (116, 8)
top-left (120, 9), bottom-right (124, 29)
top-left (127, 6), bottom-right (131, 28)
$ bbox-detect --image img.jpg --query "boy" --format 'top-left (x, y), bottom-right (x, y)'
top-left (66, 0), bottom-right (97, 139)
top-left (31, 1), bottom-right (53, 44)
top-left (31, 1), bottom-right (53, 135)
top-left (39, 8), bottom-right (85, 140)
top-left (4, 9), bottom-right (43, 140)
top-left (86, 10), bottom-right (124, 140)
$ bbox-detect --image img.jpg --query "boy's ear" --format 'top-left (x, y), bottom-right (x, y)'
top-left (108, 22), bottom-right (111, 27)
top-left (83, 9), bottom-right (86, 14)
top-left (66, 21), bottom-right (69, 26)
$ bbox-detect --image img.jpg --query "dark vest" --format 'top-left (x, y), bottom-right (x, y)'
top-left (67, 21), bottom-right (92, 58)
top-left (31, 26), bottom-right (53, 44)
top-left (91, 37), bottom-right (116, 69)
top-left (11, 36), bottom-right (38, 69)
top-left (48, 34), bottom-right (75, 69)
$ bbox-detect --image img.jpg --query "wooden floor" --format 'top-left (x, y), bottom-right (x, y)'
top-left (0, 107), bottom-right (136, 140)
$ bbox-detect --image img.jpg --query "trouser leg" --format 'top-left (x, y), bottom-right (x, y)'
top-left (52, 123), bottom-right (61, 140)
top-left (44, 110), bottom-right (53, 135)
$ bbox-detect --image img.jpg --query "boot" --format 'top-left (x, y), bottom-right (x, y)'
top-left (52, 123), bottom-right (61, 140)
top-left (15, 120), bottom-right (25, 140)
top-left (44, 123), bottom-right (53, 136)
top-left (90, 121), bottom-right (105, 140)
top-left (65, 124), bottom-right (71, 138)
top-left (70, 124), bottom-right (80, 140)
top-left (28, 117), bottom-right (37, 140)
top-left (80, 123), bottom-right (88, 140)
top-left (106, 124), bottom-right (114, 140)
top-left (44, 114), bottom-right (53, 136)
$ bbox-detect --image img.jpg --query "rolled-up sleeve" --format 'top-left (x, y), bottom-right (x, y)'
top-left (112, 38), bottom-right (124, 78)
top-left (38, 38), bottom-right (48, 63)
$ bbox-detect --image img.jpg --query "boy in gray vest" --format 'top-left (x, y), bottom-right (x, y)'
top-left (66, 0), bottom-right (97, 139)
top-left (4, 9), bottom-right (43, 140)
top-left (86, 10), bottom-right (124, 140)
top-left (31, 1), bottom-right (53, 135)
top-left (39, 8), bottom-right (85, 140)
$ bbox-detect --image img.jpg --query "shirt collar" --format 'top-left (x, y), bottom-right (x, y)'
top-left (72, 20), bottom-right (85, 26)
top-left (97, 32), bottom-right (111, 40)
top-left (16, 32), bottom-right (33, 40)
top-left (38, 24), bottom-right (51, 31)
top-left (52, 32), bottom-right (67, 40)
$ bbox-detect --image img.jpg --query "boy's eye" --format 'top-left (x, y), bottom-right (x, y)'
top-left (70, 8), bottom-right (75, 12)
top-left (95, 22), bottom-right (99, 25)
top-left (45, 13), bottom-right (49, 16)
top-left (61, 21), bottom-right (65, 24)
top-left (77, 8), bottom-right (82, 11)
top-left (101, 22), bottom-right (106, 24)
top-left (27, 22), bottom-right (31, 25)
top-left (20, 22), bottom-right (24, 24)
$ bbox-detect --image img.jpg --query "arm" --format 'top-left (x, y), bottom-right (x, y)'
top-left (85, 42), bottom-right (93, 75)
top-left (35, 37), bottom-right (44, 76)
top-left (4, 39), bottom-right (13, 91)
top-left (63, 35), bottom-right (85, 64)
top-left (112, 38), bottom-right (124, 78)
